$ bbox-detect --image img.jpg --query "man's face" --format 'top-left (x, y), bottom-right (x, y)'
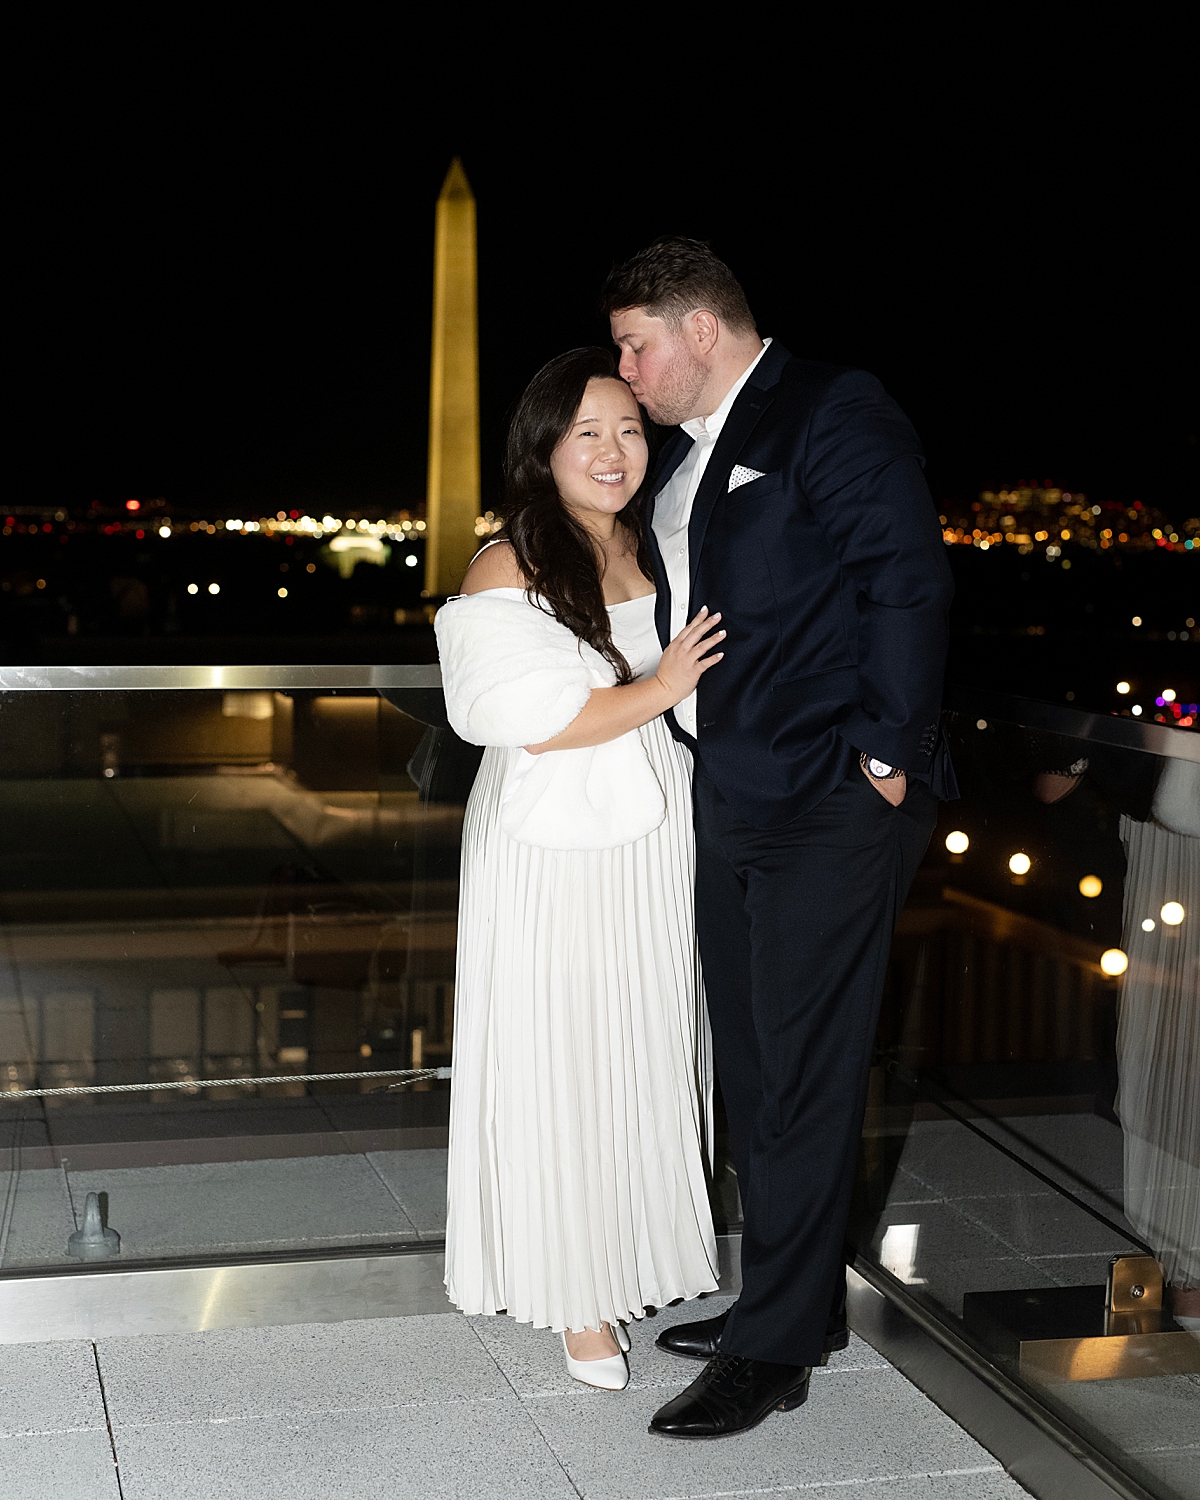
top-left (610, 306), bottom-right (709, 426)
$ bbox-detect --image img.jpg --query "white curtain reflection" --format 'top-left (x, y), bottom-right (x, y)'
top-left (1115, 759), bottom-right (1200, 1322)
top-left (880, 1223), bottom-right (927, 1284)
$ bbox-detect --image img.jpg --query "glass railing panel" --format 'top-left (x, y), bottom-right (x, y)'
top-left (851, 700), bottom-right (1199, 1500)
top-left (4, 671), bottom-right (1195, 1495)
top-left (0, 682), bottom-right (464, 1272)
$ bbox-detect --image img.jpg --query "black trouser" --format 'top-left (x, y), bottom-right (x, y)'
top-left (694, 762), bottom-right (936, 1367)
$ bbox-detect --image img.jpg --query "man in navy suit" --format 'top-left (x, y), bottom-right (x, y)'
top-left (602, 238), bottom-right (955, 1438)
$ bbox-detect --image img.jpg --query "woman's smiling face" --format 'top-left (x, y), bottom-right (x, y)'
top-left (549, 377), bottom-right (647, 530)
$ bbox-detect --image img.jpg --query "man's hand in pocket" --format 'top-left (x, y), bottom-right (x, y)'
top-left (861, 763), bottom-right (907, 806)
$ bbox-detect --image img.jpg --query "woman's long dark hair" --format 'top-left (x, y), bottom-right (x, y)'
top-left (498, 347), bottom-right (654, 685)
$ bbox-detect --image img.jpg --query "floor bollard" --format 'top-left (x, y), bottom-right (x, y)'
top-left (67, 1192), bottom-right (121, 1260)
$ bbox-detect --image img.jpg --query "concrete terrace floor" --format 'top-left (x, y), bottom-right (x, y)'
top-left (2, 1294), bottom-right (1030, 1500)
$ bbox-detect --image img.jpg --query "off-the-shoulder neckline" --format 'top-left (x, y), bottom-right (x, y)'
top-left (450, 587), bottom-right (655, 610)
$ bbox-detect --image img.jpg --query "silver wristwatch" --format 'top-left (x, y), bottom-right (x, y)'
top-left (860, 752), bottom-right (904, 780)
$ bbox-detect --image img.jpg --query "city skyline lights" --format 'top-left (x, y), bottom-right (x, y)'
top-left (939, 484), bottom-right (1199, 558)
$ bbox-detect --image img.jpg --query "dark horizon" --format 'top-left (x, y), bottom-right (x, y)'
top-left (11, 52), bottom-right (1195, 527)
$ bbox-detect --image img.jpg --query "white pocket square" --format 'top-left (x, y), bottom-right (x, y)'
top-left (728, 465), bottom-right (766, 492)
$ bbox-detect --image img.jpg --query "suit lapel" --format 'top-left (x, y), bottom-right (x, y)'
top-left (645, 429), bottom-right (690, 646)
top-left (687, 385), bottom-right (777, 600)
top-left (644, 505), bottom-right (672, 646)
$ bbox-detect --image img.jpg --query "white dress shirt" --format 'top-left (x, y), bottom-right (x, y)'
top-left (652, 339), bottom-right (772, 738)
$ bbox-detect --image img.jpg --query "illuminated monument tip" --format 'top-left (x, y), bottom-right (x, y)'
top-left (425, 158), bottom-right (481, 597)
top-left (439, 156), bottom-right (473, 200)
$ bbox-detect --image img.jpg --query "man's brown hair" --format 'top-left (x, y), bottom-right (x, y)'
top-left (599, 236), bottom-right (756, 334)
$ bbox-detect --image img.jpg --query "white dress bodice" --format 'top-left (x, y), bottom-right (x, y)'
top-left (606, 592), bottom-right (662, 681)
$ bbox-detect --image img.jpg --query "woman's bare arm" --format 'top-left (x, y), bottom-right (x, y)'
top-left (527, 609), bottom-right (724, 753)
top-left (526, 679), bottom-right (674, 752)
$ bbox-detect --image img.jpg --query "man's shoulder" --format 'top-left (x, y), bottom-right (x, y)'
top-left (773, 355), bottom-right (883, 408)
top-left (769, 356), bottom-right (915, 442)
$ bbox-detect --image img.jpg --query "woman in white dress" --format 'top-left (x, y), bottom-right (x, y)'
top-left (435, 348), bottom-right (726, 1389)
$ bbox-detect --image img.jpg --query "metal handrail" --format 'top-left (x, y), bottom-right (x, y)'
top-left (945, 685), bottom-right (1199, 761)
top-left (0, 663), bottom-right (442, 691)
top-left (0, 665), bottom-right (1194, 760)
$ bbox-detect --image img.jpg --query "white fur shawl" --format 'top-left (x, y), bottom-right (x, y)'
top-left (434, 591), bottom-right (666, 850)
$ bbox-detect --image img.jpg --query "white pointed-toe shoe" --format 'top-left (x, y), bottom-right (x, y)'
top-left (561, 1325), bottom-right (630, 1391)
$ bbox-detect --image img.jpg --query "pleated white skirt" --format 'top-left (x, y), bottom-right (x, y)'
top-left (444, 714), bottom-right (719, 1332)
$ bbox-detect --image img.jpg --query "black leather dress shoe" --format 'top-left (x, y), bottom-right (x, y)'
top-left (649, 1353), bottom-right (811, 1439)
top-left (655, 1307), bottom-right (849, 1362)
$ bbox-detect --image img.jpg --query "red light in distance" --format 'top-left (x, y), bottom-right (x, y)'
top-left (125, 500), bottom-right (141, 512)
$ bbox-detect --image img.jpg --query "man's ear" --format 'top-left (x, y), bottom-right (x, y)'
top-left (688, 309), bottom-right (720, 356)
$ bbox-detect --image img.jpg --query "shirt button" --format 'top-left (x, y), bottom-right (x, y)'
top-left (678, 547), bottom-right (685, 555)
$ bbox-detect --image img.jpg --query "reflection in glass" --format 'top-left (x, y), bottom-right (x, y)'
top-left (853, 708), bottom-right (1200, 1500)
top-left (1115, 758), bottom-right (1200, 1330)
top-left (0, 688), bottom-right (463, 1271)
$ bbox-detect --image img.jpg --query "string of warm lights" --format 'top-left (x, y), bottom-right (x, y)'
top-left (2, 507), bottom-right (429, 542)
top-left (939, 825), bottom-right (1186, 977)
top-left (939, 486), bottom-right (1199, 559)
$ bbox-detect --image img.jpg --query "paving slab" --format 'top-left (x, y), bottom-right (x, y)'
top-left (1126, 1446), bottom-right (1200, 1500)
top-left (859, 1472), bottom-right (1028, 1500)
top-left (906, 1255), bottom-right (1056, 1318)
top-left (995, 1114), bottom-right (1125, 1194)
top-left (869, 1199), bottom-right (1015, 1267)
top-left (0, 1338), bottom-right (107, 1436)
top-left (883, 1165), bottom-right (950, 1205)
top-left (68, 1154), bottom-right (417, 1257)
top-left (952, 1188), bottom-right (1140, 1260)
top-left (99, 1313), bottom-right (511, 1427)
top-left (111, 1397), bottom-right (577, 1500)
top-left (524, 1364), bottom-right (1000, 1500)
top-left (0, 1168), bottom-right (76, 1268)
top-left (1029, 1250), bottom-right (1129, 1288)
top-left (896, 1122), bottom-right (1044, 1200)
top-left (1044, 1373), bottom-right (1200, 1461)
top-left (366, 1147), bottom-right (447, 1235)
top-left (0, 1427), bottom-right (121, 1500)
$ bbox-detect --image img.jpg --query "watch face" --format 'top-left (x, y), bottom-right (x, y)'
top-left (867, 758), bottom-right (894, 778)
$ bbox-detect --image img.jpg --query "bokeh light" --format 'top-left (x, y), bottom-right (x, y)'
top-left (1078, 876), bottom-right (1103, 898)
top-left (1008, 853), bottom-right (1031, 876)
top-left (1100, 949), bottom-right (1129, 977)
top-left (945, 831), bottom-right (969, 854)
top-left (1161, 902), bottom-right (1185, 926)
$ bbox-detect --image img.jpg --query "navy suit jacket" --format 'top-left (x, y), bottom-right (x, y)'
top-left (646, 340), bottom-right (956, 827)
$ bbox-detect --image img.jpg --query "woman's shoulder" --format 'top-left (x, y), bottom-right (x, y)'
top-left (461, 540), bottom-right (527, 595)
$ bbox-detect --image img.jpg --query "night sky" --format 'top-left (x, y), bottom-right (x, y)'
top-left (13, 32), bottom-right (1194, 525)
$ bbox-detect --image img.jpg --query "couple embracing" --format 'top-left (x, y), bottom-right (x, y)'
top-left (434, 237), bottom-right (955, 1438)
